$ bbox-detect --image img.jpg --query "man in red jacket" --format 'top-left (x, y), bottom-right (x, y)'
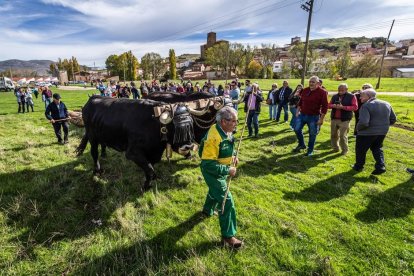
top-left (293, 76), bottom-right (328, 156)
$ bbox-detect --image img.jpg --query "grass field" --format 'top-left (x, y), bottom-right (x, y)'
top-left (0, 88), bottom-right (413, 274)
top-left (208, 78), bottom-right (414, 92)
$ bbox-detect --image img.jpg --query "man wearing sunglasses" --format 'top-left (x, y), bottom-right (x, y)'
top-left (293, 76), bottom-right (328, 156)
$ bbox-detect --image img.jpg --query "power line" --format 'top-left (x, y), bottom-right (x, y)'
top-left (147, 0), bottom-right (300, 44)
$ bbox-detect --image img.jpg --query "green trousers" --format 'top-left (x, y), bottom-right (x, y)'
top-left (202, 170), bottom-right (237, 238)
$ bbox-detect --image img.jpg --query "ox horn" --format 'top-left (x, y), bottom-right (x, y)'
top-left (187, 100), bottom-right (211, 116)
top-left (159, 111), bottom-right (172, 124)
top-left (213, 97), bottom-right (225, 110)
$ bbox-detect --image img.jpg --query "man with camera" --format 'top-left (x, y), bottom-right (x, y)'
top-left (328, 83), bottom-right (358, 155)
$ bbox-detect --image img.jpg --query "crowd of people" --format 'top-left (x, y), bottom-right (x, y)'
top-left (198, 76), bottom-right (401, 248)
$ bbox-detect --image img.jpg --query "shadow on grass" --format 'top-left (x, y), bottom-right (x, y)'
top-left (0, 148), bottom-right (202, 266)
top-left (283, 170), bottom-right (367, 202)
top-left (73, 211), bottom-right (219, 274)
top-left (4, 143), bottom-right (52, 152)
top-left (237, 147), bottom-right (338, 178)
top-left (355, 176), bottom-right (414, 223)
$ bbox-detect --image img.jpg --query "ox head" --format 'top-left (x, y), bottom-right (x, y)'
top-left (159, 104), bottom-right (196, 156)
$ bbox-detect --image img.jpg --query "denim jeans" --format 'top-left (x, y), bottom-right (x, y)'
top-left (294, 114), bottom-right (319, 153)
top-left (269, 104), bottom-right (277, 119)
top-left (276, 103), bottom-right (289, 122)
top-left (289, 106), bottom-right (297, 129)
top-left (44, 98), bottom-right (52, 109)
top-left (247, 110), bottom-right (259, 136)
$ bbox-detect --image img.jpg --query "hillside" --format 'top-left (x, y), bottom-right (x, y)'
top-left (0, 59), bottom-right (54, 75)
top-left (309, 36), bottom-right (386, 51)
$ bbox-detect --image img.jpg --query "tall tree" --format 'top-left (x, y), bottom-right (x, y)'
top-left (169, 49), bottom-right (177, 80)
top-left (141, 52), bottom-right (163, 80)
top-left (335, 45), bottom-right (352, 78)
top-left (105, 54), bottom-right (119, 76)
top-left (227, 43), bottom-right (246, 75)
top-left (350, 53), bottom-right (380, 77)
top-left (205, 43), bottom-right (229, 72)
top-left (289, 43), bottom-right (318, 78)
top-left (260, 43), bottom-right (279, 78)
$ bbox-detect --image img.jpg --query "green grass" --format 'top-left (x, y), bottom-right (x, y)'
top-left (0, 89), bottom-right (413, 274)
top-left (207, 78), bottom-right (414, 92)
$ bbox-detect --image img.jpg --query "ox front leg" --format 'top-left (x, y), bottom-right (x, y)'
top-left (125, 149), bottom-right (156, 191)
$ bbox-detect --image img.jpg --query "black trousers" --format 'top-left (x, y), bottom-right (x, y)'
top-left (355, 135), bottom-right (386, 170)
top-left (18, 102), bottom-right (26, 113)
top-left (52, 122), bottom-right (69, 142)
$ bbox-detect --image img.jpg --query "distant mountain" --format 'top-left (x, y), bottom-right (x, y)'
top-left (0, 59), bottom-right (54, 75)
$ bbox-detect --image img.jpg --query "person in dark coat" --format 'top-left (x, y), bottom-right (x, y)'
top-left (274, 80), bottom-right (293, 122)
top-left (45, 93), bottom-right (70, 144)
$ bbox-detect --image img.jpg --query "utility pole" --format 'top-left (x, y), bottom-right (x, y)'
top-left (300, 0), bottom-right (314, 85)
top-left (376, 19), bottom-right (395, 90)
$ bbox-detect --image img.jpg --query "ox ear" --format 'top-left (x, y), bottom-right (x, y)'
top-left (159, 111), bottom-right (172, 124)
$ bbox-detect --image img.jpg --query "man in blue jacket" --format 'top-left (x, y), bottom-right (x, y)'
top-left (45, 93), bottom-right (70, 144)
top-left (275, 80), bottom-right (293, 123)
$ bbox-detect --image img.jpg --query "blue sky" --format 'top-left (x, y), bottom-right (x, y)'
top-left (0, 0), bottom-right (414, 66)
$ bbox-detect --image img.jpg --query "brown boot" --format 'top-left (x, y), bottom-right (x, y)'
top-left (222, 237), bottom-right (243, 249)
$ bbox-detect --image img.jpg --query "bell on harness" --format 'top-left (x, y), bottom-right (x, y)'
top-left (173, 104), bottom-right (195, 145)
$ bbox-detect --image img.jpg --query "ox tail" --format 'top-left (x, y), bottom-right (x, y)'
top-left (75, 134), bottom-right (89, 156)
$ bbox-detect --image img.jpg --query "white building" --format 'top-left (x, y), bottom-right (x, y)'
top-left (392, 67), bottom-right (414, 78)
top-left (272, 61), bottom-right (283, 73)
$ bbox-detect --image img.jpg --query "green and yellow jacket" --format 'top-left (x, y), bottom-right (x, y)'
top-left (199, 123), bottom-right (235, 178)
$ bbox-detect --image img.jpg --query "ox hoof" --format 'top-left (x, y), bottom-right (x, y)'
top-left (93, 168), bottom-right (104, 176)
top-left (142, 184), bottom-right (152, 192)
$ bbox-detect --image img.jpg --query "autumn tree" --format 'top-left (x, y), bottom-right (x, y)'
top-left (246, 60), bottom-right (263, 78)
top-left (349, 53), bottom-right (380, 77)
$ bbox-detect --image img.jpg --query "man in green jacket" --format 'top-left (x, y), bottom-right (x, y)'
top-left (199, 106), bottom-right (242, 248)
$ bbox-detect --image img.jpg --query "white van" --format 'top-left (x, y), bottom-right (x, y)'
top-left (0, 77), bottom-right (15, 91)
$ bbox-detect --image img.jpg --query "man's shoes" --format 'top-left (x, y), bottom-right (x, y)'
top-left (201, 210), bottom-right (218, 217)
top-left (222, 237), bottom-right (243, 249)
top-left (341, 151), bottom-right (348, 155)
top-left (64, 139), bottom-right (69, 144)
top-left (371, 168), bottom-right (386, 175)
top-left (254, 134), bottom-right (259, 138)
top-left (293, 145), bottom-right (306, 152)
top-left (58, 140), bottom-right (64, 145)
top-left (304, 151), bottom-right (313, 157)
top-left (351, 164), bottom-right (363, 172)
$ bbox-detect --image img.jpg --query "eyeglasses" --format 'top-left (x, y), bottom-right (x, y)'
top-left (309, 81), bottom-right (316, 83)
top-left (225, 118), bottom-right (238, 123)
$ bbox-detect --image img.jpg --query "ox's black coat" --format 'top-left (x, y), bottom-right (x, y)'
top-left (77, 96), bottom-right (190, 190)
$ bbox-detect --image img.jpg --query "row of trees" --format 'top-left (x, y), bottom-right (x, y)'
top-left (99, 42), bottom-right (381, 81)
top-left (50, 57), bottom-right (81, 81)
top-left (104, 49), bottom-right (177, 81)
top-left (204, 42), bottom-right (382, 79)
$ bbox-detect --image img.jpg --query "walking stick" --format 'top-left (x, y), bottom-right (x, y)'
top-left (221, 86), bottom-right (256, 214)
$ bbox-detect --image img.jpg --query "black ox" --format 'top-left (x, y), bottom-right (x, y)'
top-left (76, 93), bottom-right (230, 190)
